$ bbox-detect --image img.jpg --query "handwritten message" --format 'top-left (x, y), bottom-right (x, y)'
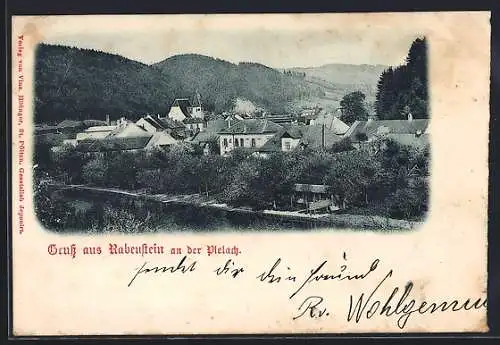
top-left (46, 242), bottom-right (487, 330)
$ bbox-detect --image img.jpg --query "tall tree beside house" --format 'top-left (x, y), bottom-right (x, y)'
top-left (375, 37), bottom-right (428, 120)
top-left (339, 91), bottom-right (369, 125)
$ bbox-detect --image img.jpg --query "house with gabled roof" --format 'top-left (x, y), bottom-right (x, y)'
top-left (255, 125), bottom-right (303, 155)
top-left (75, 135), bottom-right (153, 155)
top-left (217, 119), bottom-right (283, 156)
top-left (183, 117), bottom-right (206, 132)
top-left (144, 131), bottom-right (178, 150)
top-left (136, 114), bottom-right (186, 133)
top-left (167, 96), bottom-right (205, 122)
top-left (167, 98), bottom-right (193, 122)
top-left (136, 115), bottom-right (168, 133)
top-left (254, 124), bottom-right (343, 156)
top-left (344, 113), bottom-right (429, 149)
top-left (309, 114), bottom-right (350, 135)
top-left (299, 125), bottom-right (343, 150)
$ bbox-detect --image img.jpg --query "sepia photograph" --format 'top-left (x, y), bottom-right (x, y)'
top-left (32, 24), bottom-right (430, 233)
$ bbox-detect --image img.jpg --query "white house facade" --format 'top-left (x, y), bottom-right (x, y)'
top-left (281, 137), bottom-right (301, 152)
top-left (217, 119), bottom-right (283, 156)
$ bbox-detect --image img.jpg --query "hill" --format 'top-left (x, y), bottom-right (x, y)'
top-left (33, 44), bottom-right (385, 124)
top-left (151, 55), bottom-right (324, 114)
top-left (288, 63), bottom-right (388, 111)
top-left (34, 44), bottom-right (183, 125)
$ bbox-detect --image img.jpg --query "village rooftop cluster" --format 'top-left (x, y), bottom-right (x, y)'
top-left (34, 95), bottom-right (429, 217)
top-left (35, 96), bottom-right (429, 158)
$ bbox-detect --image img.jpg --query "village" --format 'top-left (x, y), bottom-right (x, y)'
top-left (35, 94), bottom-right (430, 220)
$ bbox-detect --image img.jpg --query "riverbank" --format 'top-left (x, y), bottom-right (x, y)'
top-left (44, 182), bottom-right (423, 231)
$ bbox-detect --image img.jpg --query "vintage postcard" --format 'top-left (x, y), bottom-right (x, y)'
top-left (11, 12), bottom-right (490, 335)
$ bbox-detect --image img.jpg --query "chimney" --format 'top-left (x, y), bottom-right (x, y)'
top-left (106, 114), bottom-right (110, 125)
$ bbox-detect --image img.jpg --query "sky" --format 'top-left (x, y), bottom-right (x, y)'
top-left (34, 14), bottom-right (423, 68)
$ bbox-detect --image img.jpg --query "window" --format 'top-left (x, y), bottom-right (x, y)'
top-left (240, 138), bottom-right (244, 147)
top-left (235, 139), bottom-right (239, 147)
top-left (284, 141), bottom-right (291, 151)
top-left (251, 138), bottom-right (256, 147)
top-left (223, 138), bottom-right (228, 147)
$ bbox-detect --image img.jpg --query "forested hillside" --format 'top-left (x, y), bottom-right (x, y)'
top-left (34, 44), bottom-right (183, 124)
top-left (152, 56), bottom-right (325, 113)
top-left (34, 45), bottom-right (325, 124)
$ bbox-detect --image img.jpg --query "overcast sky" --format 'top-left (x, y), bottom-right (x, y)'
top-left (36, 14), bottom-right (422, 68)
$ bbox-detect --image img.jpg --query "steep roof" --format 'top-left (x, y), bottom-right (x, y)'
top-left (146, 132), bottom-right (177, 148)
top-left (108, 122), bottom-right (150, 138)
top-left (255, 125), bottom-right (305, 153)
top-left (312, 114), bottom-right (350, 135)
top-left (170, 98), bottom-right (192, 118)
top-left (158, 117), bottom-right (186, 129)
top-left (256, 134), bottom-right (282, 153)
top-left (218, 119), bottom-right (283, 135)
top-left (76, 135), bottom-right (153, 152)
top-left (299, 125), bottom-right (342, 149)
top-left (191, 119), bottom-right (228, 143)
top-left (281, 125), bottom-right (304, 139)
top-left (141, 116), bottom-right (166, 130)
top-left (345, 119), bottom-right (429, 141)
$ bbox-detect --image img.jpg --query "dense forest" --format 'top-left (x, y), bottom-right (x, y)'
top-left (153, 57), bottom-right (324, 114)
top-left (34, 44), bottom-right (326, 124)
top-left (375, 37), bottom-right (428, 120)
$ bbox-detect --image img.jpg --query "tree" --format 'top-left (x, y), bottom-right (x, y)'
top-left (82, 157), bottom-right (108, 185)
top-left (106, 152), bottom-right (139, 189)
top-left (136, 168), bottom-right (163, 193)
top-left (197, 155), bottom-right (225, 197)
top-left (51, 144), bottom-right (89, 183)
top-left (375, 37), bottom-right (428, 120)
top-left (221, 158), bottom-right (261, 208)
top-left (323, 148), bottom-right (382, 208)
top-left (340, 91), bottom-right (369, 125)
top-left (328, 137), bottom-right (355, 153)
